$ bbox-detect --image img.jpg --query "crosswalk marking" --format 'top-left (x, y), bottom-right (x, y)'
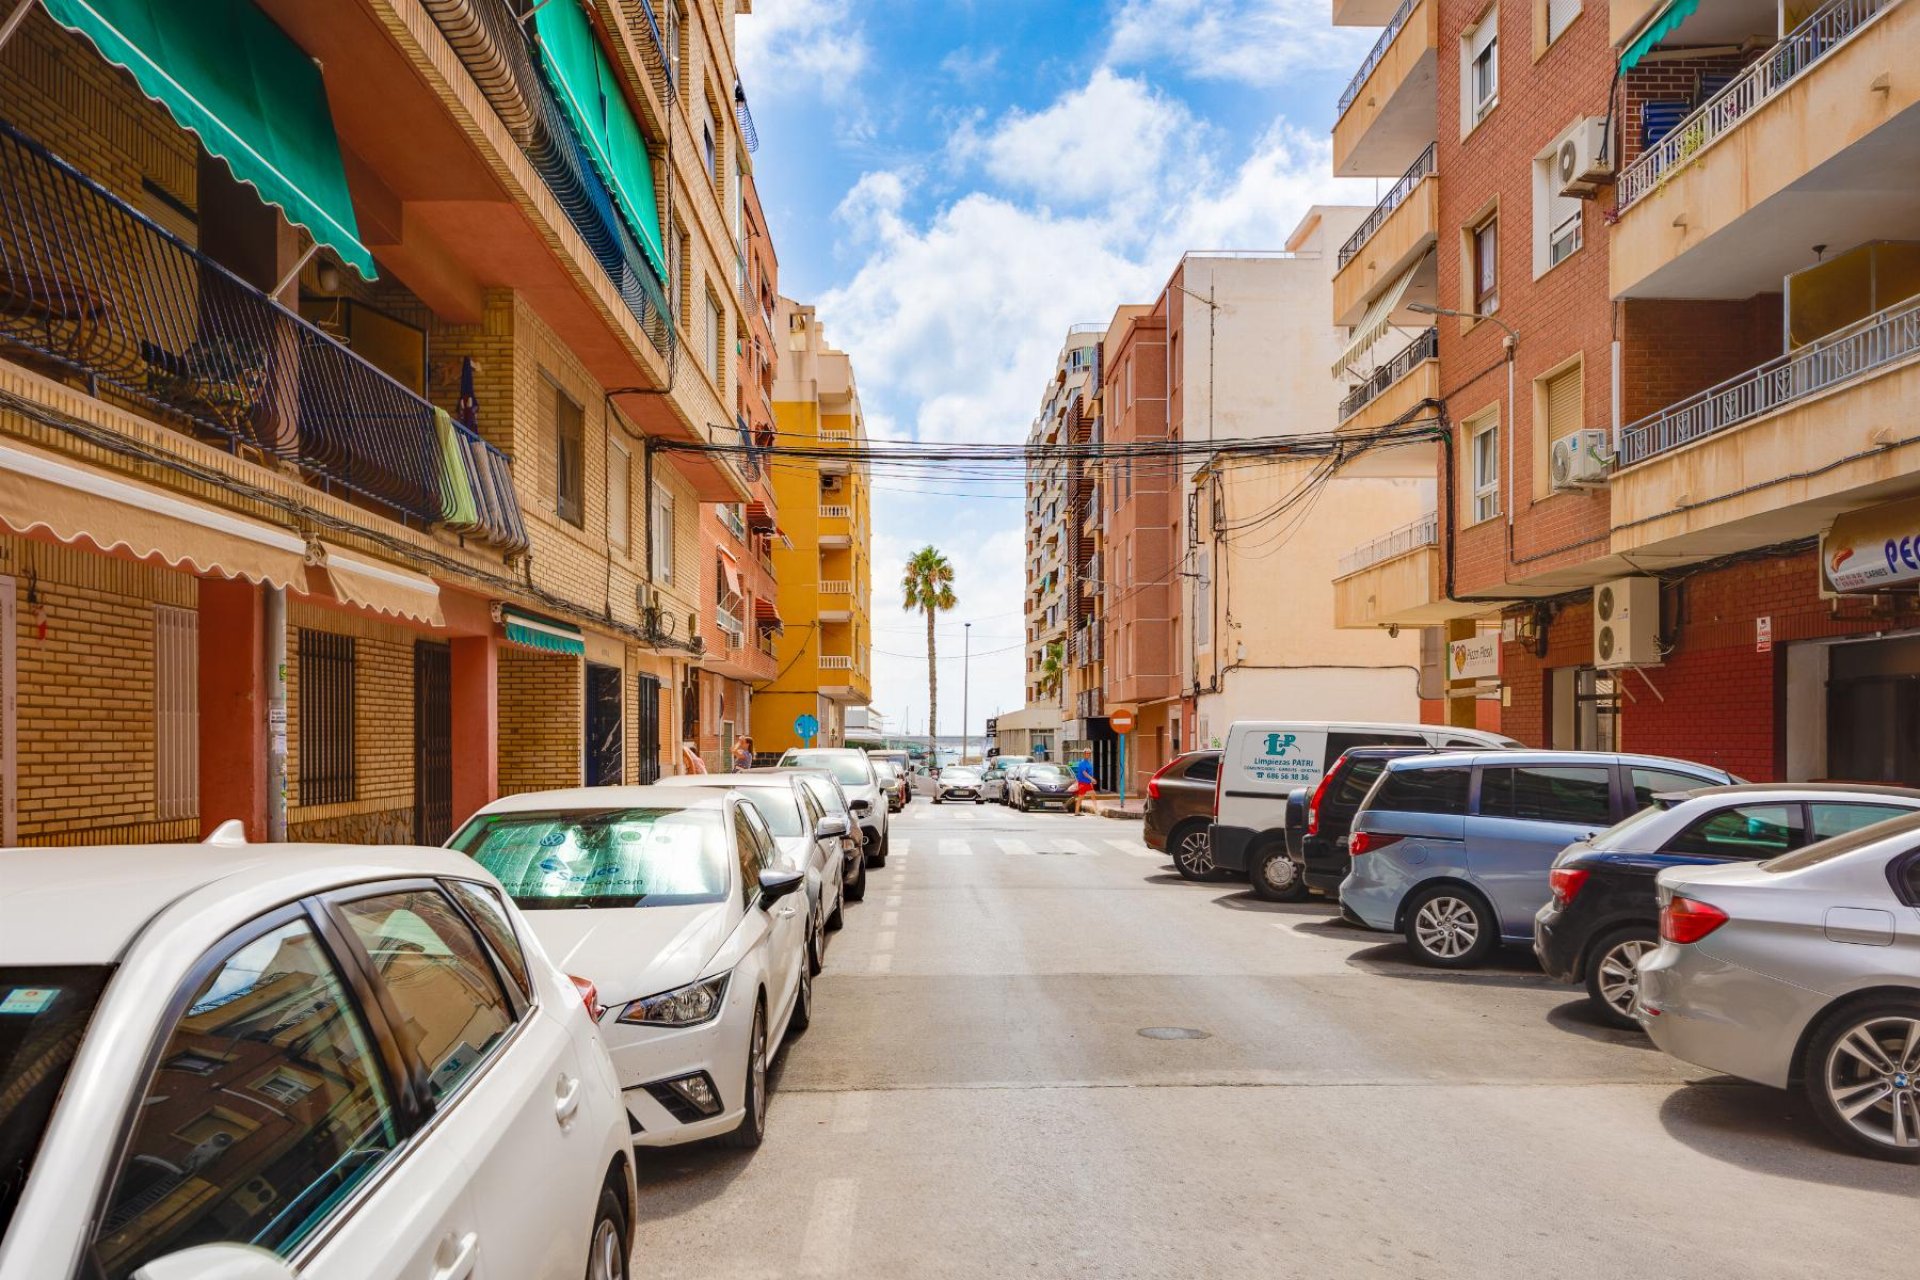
top-left (1051, 838), bottom-right (1095, 856)
top-left (996, 837), bottom-right (1034, 856)
top-left (938, 838), bottom-right (973, 857)
top-left (1107, 838), bottom-right (1159, 859)
top-left (893, 838), bottom-right (911, 858)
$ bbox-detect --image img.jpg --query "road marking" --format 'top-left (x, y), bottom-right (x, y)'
top-left (881, 911), bottom-right (898, 927)
top-left (1107, 838), bottom-right (1158, 858)
top-left (1052, 838), bottom-right (1096, 856)
top-left (874, 931), bottom-right (896, 950)
top-left (830, 1093), bottom-right (872, 1134)
top-left (938, 838), bottom-right (972, 857)
top-left (892, 838), bottom-right (910, 858)
top-left (996, 837), bottom-right (1034, 856)
top-left (868, 953), bottom-right (892, 973)
top-left (800, 1177), bottom-right (860, 1274)
top-left (885, 894), bottom-right (902, 907)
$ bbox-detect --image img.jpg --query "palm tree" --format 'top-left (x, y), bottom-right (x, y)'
top-left (901, 546), bottom-right (957, 762)
top-left (1040, 641), bottom-right (1065, 699)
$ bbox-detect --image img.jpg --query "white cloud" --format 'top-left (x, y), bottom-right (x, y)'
top-left (1107, 0), bottom-right (1375, 85)
top-left (956, 69), bottom-right (1192, 205)
top-left (734, 0), bottom-right (869, 98)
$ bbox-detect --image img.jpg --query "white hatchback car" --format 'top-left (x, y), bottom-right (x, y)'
top-left (451, 787), bottom-right (811, 1149)
top-left (0, 839), bottom-right (635, 1280)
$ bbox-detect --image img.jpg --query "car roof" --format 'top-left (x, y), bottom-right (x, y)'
top-left (1230, 720), bottom-right (1515, 740)
top-left (0, 842), bottom-right (489, 965)
top-left (656, 772), bottom-right (795, 791)
top-left (473, 785), bottom-right (732, 814)
top-left (782, 747), bottom-right (861, 757)
top-left (1338, 745), bottom-right (1471, 762)
top-left (1384, 750), bottom-right (1726, 771)
top-left (1663, 782), bottom-right (1920, 801)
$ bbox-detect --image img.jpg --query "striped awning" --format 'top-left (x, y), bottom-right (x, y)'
top-left (305, 542), bottom-right (444, 627)
top-left (1333, 252), bottom-right (1426, 377)
top-left (501, 604), bottom-right (584, 656)
top-left (1620, 0), bottom-right (1701, 72)
top-left (745, 500), bottom-right (776, 532)
top-left (754, 596), bottom-right (783, 629)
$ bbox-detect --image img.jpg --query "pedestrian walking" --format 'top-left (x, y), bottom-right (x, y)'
top-left (1071, 748), bottom-right (1098, 815)
top-left (681, 743), bottom-right (708, 775)
top-left (732, 736), bottom-right (754, 771)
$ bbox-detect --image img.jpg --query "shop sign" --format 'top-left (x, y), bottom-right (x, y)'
top-left (1756, 616), bottom-right (1772, 653)
top-left (1823, 496), bottom-right (1920, 593)
top-left (1448, 634), bottom-right (1501, 682)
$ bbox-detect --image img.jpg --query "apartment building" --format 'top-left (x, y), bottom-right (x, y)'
top-left (0, 0), bottom-right (757, 844)
top-left (754, 296), bottom-right (872, 752)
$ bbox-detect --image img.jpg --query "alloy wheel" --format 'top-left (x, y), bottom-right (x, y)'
top-left (1824, 1015), bottom-right (1920, 1151)
top-left (589, 1215), bottom-right (625, 1280)
top-left (1412, 896), bottom-right (1480, 960)
top-left (1175, 829), bottom-right (1214, 876)
top-left (749, 1008), bottom-right (768, 1130)
top-left (1594, 938), bottom-right (1653, 1018)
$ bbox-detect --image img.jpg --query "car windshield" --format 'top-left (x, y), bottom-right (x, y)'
top-left (784, 751), bottom-right (871, 786)
top-left (797, 777), bottom-right (847, 815)
top-left (729, 788), bottom-right (804, 837)
top-left (1589, 803), bottom-right (1676, 851)
top-left (1, 965), bottom-right (111, 1247)
top-left (1026, 765), bottom-right (1068, 783)
top-left (873, 762), bottom-right (898, 781)
top-left (1762, 811), bottom-right (1920, 873)
top-left (945, 769), bottom-right (980, 783)
top-left (452, 807), bottom-right (729, 908)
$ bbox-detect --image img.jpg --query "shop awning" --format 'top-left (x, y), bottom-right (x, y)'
top-left (43, 0), bottom-right (376, 279)
top-left (745, 500), bottom-right (776, 532)
top-left (1824, 496), bottom-right (1920, 593)
top-left (1619, 0), bottom-right (1701, 72)
top-left (534, 0), bottom-right (668, 282)
top-left (1333, 253), bottom-right (1424, 377)
top-left (0, 438), bottom-right (308, 586)
top-left (501, 604), bottom-right (585, 656)
top-left (305, 542), bottom-right (444, 626)
top-left (754, 596), bottom-right (783, 629)
top-left (717, 548), bottom-right (744, 603)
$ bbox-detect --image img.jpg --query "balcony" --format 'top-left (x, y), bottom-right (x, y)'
top-left (0, 121), bottom-right (526, 548)
top-left (1612, 0), bottom-right (1917, 301)
top-left (1333, 0), bottom-right (1437, 178)
top-left (820, 655), bottom-right (854, 671)
top-left (1340, 328), bottom-right (1438, 423)
top-left (818, 503), bottom-right (851, 547)
top-left (1333, 512), bottom-right (1477, 628)
top-left (1335, 0), bottom-right (1407, 20)
top-left (1333, 144), bottom-right (1436, 325)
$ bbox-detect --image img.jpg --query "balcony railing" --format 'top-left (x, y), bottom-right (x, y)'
top-left (1077, 689), bottom-right (1105, 719)
top-left (1337, 510), bottom-right (1439, 577)
top-left (1339, 327), bottom-right (1438, 422)
top-left (820, 429), bottom-right (853, 443)
top-left (1616, 0), bottom-right (1896, 211)
top-left (820, 580), bottom-right (852, 595)
top-left (819, 504), bottom-right (851, 519)
top-left (620, 0), bottom-right (675, 94)
top-left (1338, 0), bottom-right (1419, 116)
top-left (0, 121), bottom-right (527, 548)
top-left (1337, 143), bottom-right (1436, 269)
top-left (1618, 293), bottom-right (1920, 467)
top-left (820, 655), bottom-right (854, 670)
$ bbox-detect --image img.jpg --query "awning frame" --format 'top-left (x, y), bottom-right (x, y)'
top-left (500, 604), bottom-right (585, 656)
top-left (1334, 252), bottom-right (1427, 377)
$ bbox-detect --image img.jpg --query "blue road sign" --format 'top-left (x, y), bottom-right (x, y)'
top-left (794, 713), bottom-right (820, 742)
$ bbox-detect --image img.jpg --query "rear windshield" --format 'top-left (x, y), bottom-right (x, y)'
top-left (2, 966), bottom-right (111, 1246)
top-left (784, 751), bottom-right (871, 786)
top-left (452, 807), bottom-right (729, 908)
top-left (1183, 755), bottom-right (1220, 782)
top-left (1329, 759), bottom-right (1388, 811)
top-left (1589, 802), bottom-right (1675, 850)
top-left (1367, 766), bottom-right (1470, 815)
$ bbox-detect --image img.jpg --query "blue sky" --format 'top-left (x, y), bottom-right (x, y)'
top-left (736, 0), bottom-right (1380, 742)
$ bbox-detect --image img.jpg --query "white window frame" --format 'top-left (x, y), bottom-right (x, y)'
top-left (608, 438), bottom-right (631, 552)
top-left (154, 605), bottom-right (199, 822)
top-left (1533, 126), bottom-right (1586, 278)
top-left (651, 482), bottom-right (675, 584)
top-left (1463, 5), bottom-right (1499, 132)
top-left (1470, 414), bottom-right (1501, 524)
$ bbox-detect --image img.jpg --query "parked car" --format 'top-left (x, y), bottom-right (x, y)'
top-left (872, 760), bottom-right (908, 813)
top-left (936, 766), bottom-right (985, 804)
top-left (1536, 784), bottom-right (1920, 1026)
top-left (866, 750), bottom-right (913, 804)
top-left (1009, 761), bottom-right (1077, 812)
top-left (1144, 750), bottom-right (1222, 878)
top-left (1638, 812), bottom-right (1920, 1162)
top-left (656, 772), bottom-right (853, 972)
top-left (0, 837), bottom-right (635, 1280)
top-left (1210, 721), bottom-right (1519, 902)
top-left (779, 747), bottom-right (890, 863)
top-left (1343, 751), bottom-right (1734, 967)
top-left (1295, 747), bottom-right (1476, 896)
top-left (775, 768), bottom-right (868, 904)
top-left (981, 756), bottom-right (1031, 804)
top-left (452, 786), bottom-right (811, 1150)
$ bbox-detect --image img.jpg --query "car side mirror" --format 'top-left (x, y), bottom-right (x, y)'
top-left (848, 798), bottom-right (871, 813)
top-left (815, 815), bottom-right (850, 840)
top-left (757, 868), bottom-right (805, 907)
top-left (136, 1245), bottom-right (298, 1280)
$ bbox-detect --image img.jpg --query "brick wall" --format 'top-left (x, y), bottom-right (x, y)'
top-left (285, 602), bottom-right (417, 844)
top-left (499, 647), bottom-right (582, 794)
top-left (1619, 295), bottom-right (1781, 422)
top-left (1619, 54), bottom-right (1758, 169)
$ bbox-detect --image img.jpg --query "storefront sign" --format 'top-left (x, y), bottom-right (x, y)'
top-left (1448, 634), bottom-right (1501, 682)
top-left (1823, 496), bottom-right (1920, 593)
top-left (1756, 616), bottom-right (1772, 653)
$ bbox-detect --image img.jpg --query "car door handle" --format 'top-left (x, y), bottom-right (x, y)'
top-left (432, 1231), bottom-right (479, 1280)
top-left (778, 905), bottom-right (797, 918)
top-left (554, 1073), bottom-right (582, 1126)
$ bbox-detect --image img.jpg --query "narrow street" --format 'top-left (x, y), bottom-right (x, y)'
top-left (631, 801), bottom-right (1908, 1279)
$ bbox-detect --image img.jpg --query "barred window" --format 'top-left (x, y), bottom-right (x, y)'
top-left (299, 630), bottom-right (355, 805)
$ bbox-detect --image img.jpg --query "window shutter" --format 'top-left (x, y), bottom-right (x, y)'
top-left (1545, 364), bottom-right (1583, 443)
top-left (1548, 0), bottom-right (1581, 41)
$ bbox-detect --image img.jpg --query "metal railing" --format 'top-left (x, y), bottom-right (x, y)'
top-left (1338, 143), bottom-right (1436, 269)
top-left (1339, 327), bottom-right (1438, 422)
top-left (620, 0), bottom-right (675, 95)
top-left (0, 121), bottom-right (527, 548)
top-left (1338, 0), bottom-right (1419, 117)
top-left (1616, 0), bottom-right (1897, 210)
top-left (1617, 292), bottom-right (1920, 467)
top-left (1337, 510), bottom-right (1439, 577)
top-left (735, 80), bottom-right (759, 154)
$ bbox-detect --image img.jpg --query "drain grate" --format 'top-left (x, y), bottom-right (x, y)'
top-left (1137, 1026), bottom-right (1211, 1040)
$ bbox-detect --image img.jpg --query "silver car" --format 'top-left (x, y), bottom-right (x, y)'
top-left (1637, 811), bottom-right (1920, 1162)
top-left (779, 747), bottom-right (890, 864)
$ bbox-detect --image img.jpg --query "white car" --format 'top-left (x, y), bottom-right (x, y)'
top-left (451, 786), bottom-right (811, 1150)
top-left (0, 836), bottom-right (635, 1280)
top-left (777, 748), bottom-right (890, 864)
top-left (655, 772), bottom-right (849, 974)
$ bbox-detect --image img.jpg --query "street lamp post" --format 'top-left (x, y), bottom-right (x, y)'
top-left (961, 621), bottom-right (972, 761)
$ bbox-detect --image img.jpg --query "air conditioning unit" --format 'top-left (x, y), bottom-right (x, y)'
top-left (1557, 117), bottom-right (1613, 198)
top-left (822, 474), bottom-right (844, 493)
top-left (1550, 429), bottom-right (1611, 491)
top-left (1593, 576), bottom-right (1661, 668)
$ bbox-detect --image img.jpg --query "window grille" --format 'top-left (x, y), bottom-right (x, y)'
top-left (299, 630), bottom-right (356, 805)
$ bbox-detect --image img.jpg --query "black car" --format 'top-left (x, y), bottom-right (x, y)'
top-left (1295, 746), bottom-right (1467, 896)
top-left (1534, 783), bottom-right (1920, 1027)
top-left (1144, 751), bottom-right (1222, 877)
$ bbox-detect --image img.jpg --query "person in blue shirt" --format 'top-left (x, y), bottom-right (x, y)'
top-left (1071, 749), bottom-right (1098, 815)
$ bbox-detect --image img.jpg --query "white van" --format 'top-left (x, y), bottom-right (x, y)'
top-left (1208, 721), bottom-right (1517, 900)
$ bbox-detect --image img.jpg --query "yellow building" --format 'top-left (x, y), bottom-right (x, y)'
top-left (753, 298), bottom-right (872, 751)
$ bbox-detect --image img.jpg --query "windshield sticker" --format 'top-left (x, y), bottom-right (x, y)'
top-left (1, 987), bottom-right (59, 1015)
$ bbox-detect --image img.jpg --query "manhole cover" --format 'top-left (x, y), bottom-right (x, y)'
top-left (1137, 1026), bottom-right (1211, 1040)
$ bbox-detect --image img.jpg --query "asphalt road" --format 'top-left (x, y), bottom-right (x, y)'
top-left (629, 801), bottom-right (1911, 1279)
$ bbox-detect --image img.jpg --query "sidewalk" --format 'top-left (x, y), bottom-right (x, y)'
top-left (1088, 795), bottom-right (1145, 821)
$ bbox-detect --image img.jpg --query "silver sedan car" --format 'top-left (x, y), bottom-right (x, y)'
top-left (1637, 811), bottom-right (1920, 1162)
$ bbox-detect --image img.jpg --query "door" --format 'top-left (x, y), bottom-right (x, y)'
top-left (414, 641), bottom-right (452, 845)
top-left (585, 662), bottom-right (623, 787)
top-left (1469, 763), bottom-right (1615, 936)
top-left (636, 673), bottom-right (663, 783)
top-left (737, 803), bottom-right (803, 1029)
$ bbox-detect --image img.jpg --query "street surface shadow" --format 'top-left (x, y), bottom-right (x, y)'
top-left (1544, 996), bottom-right (1658, 1050)
top-left (629, 1045), bottom-right (805, 1217)
top-left (1656, 1079), bottom-right (1916, 1190)
top-left (1344, 940), bottom-right (1552, 988)
top-left (1209, 892), bottom-right (1336, 916)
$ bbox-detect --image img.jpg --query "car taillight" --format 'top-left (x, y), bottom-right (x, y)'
top-left (1212, 765), bottom-right (1223, 817)
top-left (1146, 758), bottom-right (1179, 801)
top-left (1348, 830), bottom-right (1402, 857)
top-left (569, 975), bottom-right (603, 1020)
top-left (1549, 867), bottom-right (1589, 908)
top-left (1659, 895), bottom-right (1729, 945)
top-left (1306, 769), bottom-right (1335, 835)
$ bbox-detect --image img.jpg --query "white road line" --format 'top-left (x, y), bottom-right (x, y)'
top-left (799, 1177), bottom-right (860, 1274)
top-left (938, 838), bottom-right (973, 857)
top-left (892, 838), bottom-right (911, 858)
top-left (1107, 838), bottom-right (1158, 858)
top-left (885, 894), bottom-right (902, 907)
top-left (880, 911), bottom-right (898, 927)
top-left (1052, 838), bottom-right (1096, 856)
top-left (995, 837), bottom-right (1034, 856)
top-left (874, 931), bottom-right (896, 950)
top-left (868, 953), bottom-right (893, 973)
top-left (830, 1093), bottom-right (872, 1135)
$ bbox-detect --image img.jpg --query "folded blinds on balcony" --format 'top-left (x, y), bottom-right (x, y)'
top-left (1333, 253), bottom-right (1425, 377)
top-left (535, 0), bottom-right (668, 283)
top-left (42, 0), bottom-right (376, 279)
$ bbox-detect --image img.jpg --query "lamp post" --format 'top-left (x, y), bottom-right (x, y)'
top-left (961, 621), bottom-right (972, 761)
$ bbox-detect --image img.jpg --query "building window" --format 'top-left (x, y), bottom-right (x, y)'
top-left (1541, 360), bottom-right (1584, 457)
top-left (154, 605), bottom-right (198, 822)
top-left (651, 482), bottom-right (675, 584)
top-left (1472, 215), bottom-right (1500, 315)
top-left (1464, 6), bottom-right (1499, 128)
top-left (1534, 126), bottom-right (1585, 275)
top-left (1469, 414), bottom-right (1500, 523)
top-left (706, 291), bottom-right (725, 389)
top-left (1545, 0), bottom-right (1581, 45)
top-left (299, 629), bottom-right (355, 805)
top-left (554, 385), bottom-right (585, 528)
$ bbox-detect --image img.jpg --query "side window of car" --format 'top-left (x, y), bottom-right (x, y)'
top-left (445, 879), bottom-right (533, 1003)
top-left (1373, 766), bottom-right (1470, 815)
top-left (92, 916), bottom-right (400, 1279)
top-left (1185, 755), bottom-right (1220, 782)
top-left (1631, 767), bottom-right (1715, 810)
top-left (1663, 804), bottom-right (1805, 859)
top-left (733, 806), bottom-right (763, 904)
top-left (1478, 766), bottom-right (1612, 825)
top-left (338, 890), bottom-right (515, 1103)
top-left (741, 803), bottom-right (778, 868)
top-left (1810, 803), bottom-right (1917, 841)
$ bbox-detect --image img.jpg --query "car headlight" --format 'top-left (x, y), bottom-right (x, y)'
top-left (616, 974), bottom-right (730, 1027)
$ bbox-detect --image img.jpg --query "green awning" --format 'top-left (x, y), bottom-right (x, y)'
top-left (1620, 0), bottom-right (1702, 72)
top-left (501, 605), bottom-right (585, 657)
top-left (43, 0), bottom-right (376, 280)
top-left (534, 0), bottom-right (668, 283)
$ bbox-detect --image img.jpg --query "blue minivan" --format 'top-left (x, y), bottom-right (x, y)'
top-left (1341, 751), bottom-right (1734, 967)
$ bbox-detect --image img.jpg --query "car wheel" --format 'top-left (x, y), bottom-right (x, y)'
top-left (722, 1000), bottom-right (769, 1149)
top-left (976, 795), bottom-right (985, 804)
top-left (1402, 885), bottom-right (1497, 968)
top-left (808, 908), bottom-right (826, 976)
top-left (826, 882), bottom-right (846, 930)
top-left (868, 829), bottom-right (889, 867)
top-left (790, 958), bottom-right (814, 1033)
top-left (844, 853), bottom-right (867, 902)
top-left (1583, 926), bottom-right (1657, 1029)
top-left (1803, 995), bottom-right (1920, 1163)
top-left (585, 1184), bottom-right (629, 1280)
top-left (1248, 841), bottom-right (1308, 902)
top-left (1169, 821), bottom-right (1215, 882)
